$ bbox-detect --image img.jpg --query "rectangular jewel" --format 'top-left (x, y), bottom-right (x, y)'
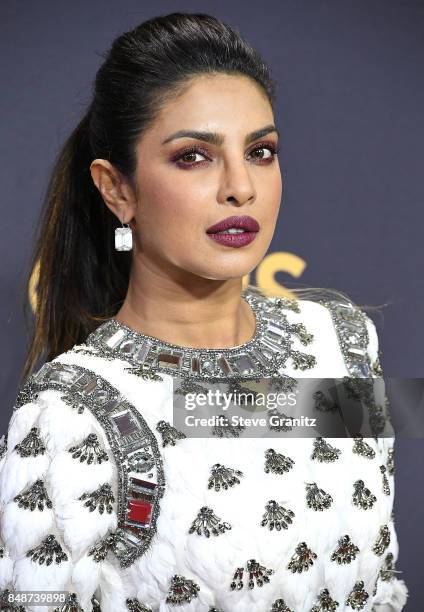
top-left (106, 329), bottom-right (126, 348)
top-left (190, 356), bottom-right (201, 373)
top-left (231, 354), bottom-right (256, 375)
top-left (132, 342), bottom-right (150, 363)
top-left (334, 302), bottom-right (356, 320)
top-left (158, 352), bottom-right (182, 369)
top-left (50, 366), bottom-right (78, 385)
top-left (251, 347), bottom-right (271, 366)
top-left (127, 498), bottom-right (152, 526)
top-left (130, 477), bottom-right (157, 492)
top-left (347, 346), bottom-right (367, 361)
top-left (217, 356), bottom-right (233, 375)
top-left (112, 412), bottom-right (139, 436)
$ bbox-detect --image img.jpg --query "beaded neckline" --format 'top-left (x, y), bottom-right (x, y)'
top-left (81, 288), bottom-right (317, 381)
top-left (110, 288), bottom-right (263, 354)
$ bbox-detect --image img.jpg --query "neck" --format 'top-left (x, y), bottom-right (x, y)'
top-left (114, 262), bottom-right (256, 350)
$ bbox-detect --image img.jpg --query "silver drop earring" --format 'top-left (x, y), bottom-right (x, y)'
top-left (115, 215), bottom-right (133, 251)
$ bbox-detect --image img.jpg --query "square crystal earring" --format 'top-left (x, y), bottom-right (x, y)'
top-left (115, 222), bottom-right (133, 251)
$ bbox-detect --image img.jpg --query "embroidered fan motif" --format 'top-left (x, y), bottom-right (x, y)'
top-left (261, 500), bottom-right (295, 531)
top-left (290, 350), bottom-right (316, 370)
top-left (207, 463), bottom-right (244, 491)
top-left (0, 590), bottom-right (26, 611)
top-left (352, 480), bottom-right (377, 509)
top-left (14, 427), bottom-right (46, 457)
top-left (313, 390), bottom-right (339, 413)
top-left (165, 574), bottom-right (200, 605)
top-left (126, 598), bottom-right (153, 611)
top-left (379, 552), bottom-right (395, 581)
top-left (68, 433), bottom-right (109, 464)
top-left (156, 420), bottom-right (186, 447)
top-left (53, 593), bottom-right (84, 612)
top-left (330, 535), bottom-right (360, 564)
top-left (380, 465), bottom-right (391, 495)
top-left (88, 531), bottom-right (120, 562)
top-left (306, 482), bottom-right (333, 511)
top-left (345, 581), bottom-right (369, 610)
top-left (264, 449), bottom-right (295, 474)
top-left (288, 322), bottom-right (314, 345)
top-left (79, 483), bottom-right (115, 514)
top-left (188, 506), bottom-right (231, 537)
top-left (352, 435), bottom-right (376, 459)
top-left (372, 525), bottom-right (391, 556)
top-left (14, 479), bottom-right (52, 512)
top-left (287, 542), bottom-right (317, 573)
top-left (270, 599), bottom-right (294, 612)
top-left (26, 534), bottom-right (68, 566)
top-left (387, 447), bottom-right (395, 475)
top-left (230, 559), bottom-right (274, 590)
top-left (267, 408), bottom-right (293, 432)
top-left (211, 414), bottom-right (246, 438)
top-left (310, 588), bottom-right (339, 612)
top-left (311, 437), bottom-right (341, 462)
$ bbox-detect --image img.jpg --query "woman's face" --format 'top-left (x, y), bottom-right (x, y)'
top-left (131, 73), bottom-right (282, 281)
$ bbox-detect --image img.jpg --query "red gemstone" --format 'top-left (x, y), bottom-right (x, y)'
top-left (127, 498), bottom-right (152, 525)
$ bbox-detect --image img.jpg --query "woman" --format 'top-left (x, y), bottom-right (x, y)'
top-left (0, 12), bottom-right (408, 612)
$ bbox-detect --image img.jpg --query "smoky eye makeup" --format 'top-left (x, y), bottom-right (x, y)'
top-left (169, 141), bottom-right (280, 168)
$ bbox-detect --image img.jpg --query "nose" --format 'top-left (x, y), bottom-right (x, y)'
top-left (218, 159), bottom-right (256, 207)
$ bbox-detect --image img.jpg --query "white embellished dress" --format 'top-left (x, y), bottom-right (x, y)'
top-left (0, 289), bottom-right (409, 612)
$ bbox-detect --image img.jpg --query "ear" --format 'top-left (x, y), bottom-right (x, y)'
top-left (89, 159), bottom-right (136, 224)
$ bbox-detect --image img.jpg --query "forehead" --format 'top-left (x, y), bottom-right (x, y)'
top-left (143, 74), bottom-right (274, 143)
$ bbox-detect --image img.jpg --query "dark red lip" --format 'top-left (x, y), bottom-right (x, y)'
top-left (206, 215), bottom-right (260, 233)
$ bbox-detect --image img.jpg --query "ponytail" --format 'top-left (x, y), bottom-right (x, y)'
top-left (21, 112), bottom-right (131, 382)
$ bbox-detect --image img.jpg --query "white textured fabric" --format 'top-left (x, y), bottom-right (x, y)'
top-left (0, 299), bottom-right (409, 612)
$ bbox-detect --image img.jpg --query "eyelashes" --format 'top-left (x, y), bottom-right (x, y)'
top-left (171, 142), bottom-right (280, 168)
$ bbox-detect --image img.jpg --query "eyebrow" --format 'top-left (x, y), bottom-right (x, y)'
top-left (161, 124), bottom-right (279, 146)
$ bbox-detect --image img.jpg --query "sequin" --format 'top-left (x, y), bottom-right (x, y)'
top-left (165, 574), bottom-right (200, 605)
top-left (264, 449), bottom-right (295, 474)
top-left (26, 534), bottom-right (68, 565)
top-left (330, 535), bottom-right (360, 564)
top-left (372, 525), bottom-right (391, 556)
top-left (68, 433), bottom-right (109, 464)
top-left (310, 588), bottom-right (339, 612)
top-left (311, 437), bottom-right (341, 462)
top-left (352, 435), bottom-right (375, 459)
top-left (306, 482), bottom-right (333, 511)
top-left (380, 465), bottom-right (391, 495)
top-left (230, 559), bottom-right (274, 590)
top-left (208, 463), bottom-right (244, 491)
top-left (352, 479), bottom-right (377, 510)
top-left (156, 420), bottom-right (186, 447)
top-left (189, 506), bottom-right (231, 537)
top-left (14, 427), bottom-right (46, 458)
top-left (261, 500), bottom-right (295, 530)
top-left (345, 581), bottom-right (369, 610)
top-left (14, 479), bottom-right (52, 512)
top-left (287, 542), bottom-right (317, 573)
top-left (79, 483), bottom-right (115, 514)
